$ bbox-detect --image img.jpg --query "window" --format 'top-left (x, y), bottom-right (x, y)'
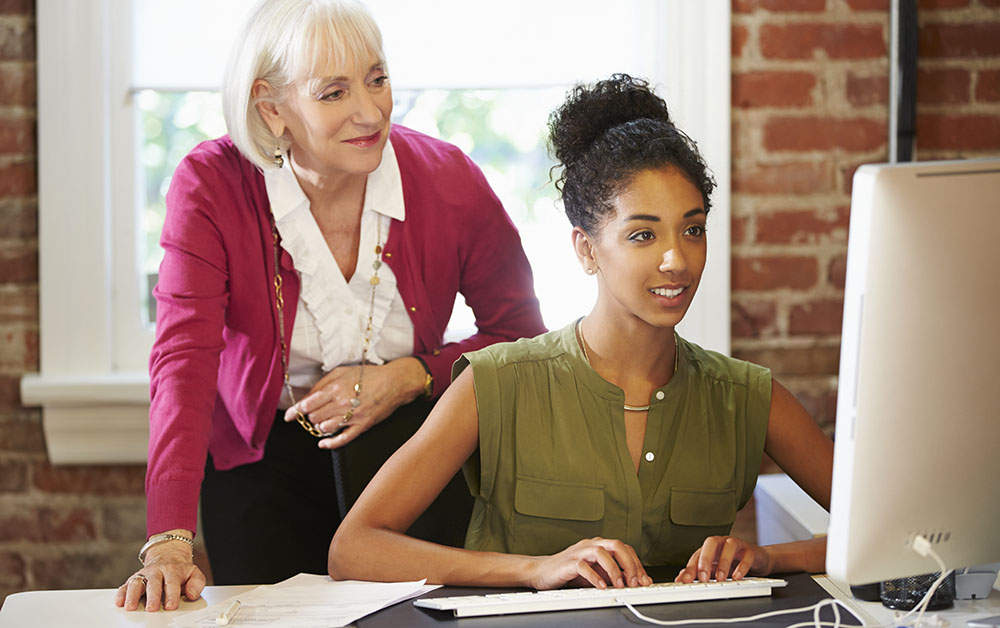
top-left (23, 0), bottom-right (731, 463)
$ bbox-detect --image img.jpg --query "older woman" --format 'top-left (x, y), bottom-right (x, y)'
top-left (114, 0), bottom-right (544, 612)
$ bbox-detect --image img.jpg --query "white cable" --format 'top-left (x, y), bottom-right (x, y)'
top-left (623, 597), bottom-right (864, 627)
top-left (625, 536), bottom-right (950, 628)
top-left (890, 536), bottom-right (952, 628)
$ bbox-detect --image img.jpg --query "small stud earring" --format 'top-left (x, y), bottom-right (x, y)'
top-left (273, 146), bottom-right (284, 168)
top-left (586, 267), bottom-right (596, 275)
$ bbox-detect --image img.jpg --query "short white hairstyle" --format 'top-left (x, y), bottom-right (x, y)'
top-left (222, 0), bottom-right (386, 170)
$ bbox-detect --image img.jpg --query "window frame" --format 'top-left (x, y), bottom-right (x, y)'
top-left (22, 0), bottom-right (731, 464)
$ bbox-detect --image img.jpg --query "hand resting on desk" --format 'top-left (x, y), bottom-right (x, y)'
top-left (113, 536), bottom-right (206, 612)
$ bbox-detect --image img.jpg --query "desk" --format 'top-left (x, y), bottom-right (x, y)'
top-left (2, 575), bottom-right (998, 628)
top-left (0, 584), bottom-right (253, 628)
top-left (816, 576), bottom-right (1000, 628)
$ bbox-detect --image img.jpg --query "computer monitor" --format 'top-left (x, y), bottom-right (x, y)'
top-left (826, 158), bottom-right (1000, 585)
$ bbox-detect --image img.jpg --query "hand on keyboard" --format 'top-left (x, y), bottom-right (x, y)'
top-left (675, 535), bottom-right (773, 584)
top-left (527, 537), bottom-right (654, 591)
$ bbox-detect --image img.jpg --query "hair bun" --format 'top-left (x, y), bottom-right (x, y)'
top-left (548, 73), bottom-right (672, 169)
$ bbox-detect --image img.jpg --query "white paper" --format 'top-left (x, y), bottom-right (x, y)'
top-left (169, 574), bottom-right (440, 628)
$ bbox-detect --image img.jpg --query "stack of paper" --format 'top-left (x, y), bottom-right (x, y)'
top-left (170, 574), bottom-right (439, 627)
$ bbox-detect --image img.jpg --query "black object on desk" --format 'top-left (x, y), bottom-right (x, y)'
top-left (359, 569), bottom-right (860, 627)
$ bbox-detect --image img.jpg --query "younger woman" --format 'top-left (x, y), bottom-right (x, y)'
top-left (328, 74), bottom-right (833, 590)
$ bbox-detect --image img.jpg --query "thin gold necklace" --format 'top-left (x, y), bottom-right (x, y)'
top-left (272, 217), bottom-right (383, 436)
top-left (575, 319), bottom-right (678, 412)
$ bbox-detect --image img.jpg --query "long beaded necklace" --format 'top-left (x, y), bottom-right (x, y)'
top-left (272, 216), bottom-right (383, 437)
top-left (575, 319), bottom-right (678, 412)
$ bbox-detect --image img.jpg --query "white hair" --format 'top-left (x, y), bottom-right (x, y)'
top-left (222, 0), bottom-right (386, 170)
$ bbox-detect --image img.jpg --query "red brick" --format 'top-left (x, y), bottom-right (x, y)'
top-left (39, 507), bottom-right (98, 542)
top-left (0, 551), bottom-right (26, 589)
top-left (732, 216), bottom-right (749, 245)
top-left (732, 160), bottom-right (835, 195)
top-left (0, 286), bottom-right (38, 324)
top-left (845, 0), bottom-right (889, 9)
top-left (0, 117), bottom-right (35, 155)
top-left (0, 418), bottom-right (46, 455)
top-left (975, 69), bottom-right (1000, 102)
top-left (920, 23), bottom-right (1000, 58)
top-left (789, 298), bottom-right (845, 335)
top-left (0, 243), bottom-right (37, 283)
top-left (102, 501), bottom-right (147, 542)
top-left (32, 464), bottom-right (146, 495)
top-left (0, 62), bottom-right (35, 107)
top-left (847, 72), bottom-right (888, 106)
top-left (0, 199), bottom-right (37, 238)
top-left (731, 345), bottom-right (841, 376)
top-left (0, 0), bottom-right (34, 14)
top-left (32, 552), bottom-right (138, 590)
top-left (733, 24), bottom-right (750, 59)
top-left (764, 116), bottom-right (886, 152)
top-left (918, 0), bottom-right (970, 7)
top-left (756, 207), bottom-right (850, 244)
top-left (0, 458), bottom-right (27, 492)
top-left (733, 0), bottom-right (827, 11)
top-left (760, 23), bottom-right (886, 60)
top-left (732, 255), bottom-right (819, 290)
top-left (731, 300), bottom-right (779, 338)
top-left (0, 21), bottom-right (33, 61)
top-left (0, 162), bottom-right (36, 196)
top-left (0, 506), bottom-right (40, 542)
top-left (0, 326), bottom-right (38, 371)
top-left (829, 253), bottom-right (848, 290)
top-left (0, 374), bottom-right (24, 408)
top-left (733, 71), bottom-right (816, 108)
top-left (916, 113), bottom-right (1000, 151)
top-left (917, 68), bottom-right (970, 105)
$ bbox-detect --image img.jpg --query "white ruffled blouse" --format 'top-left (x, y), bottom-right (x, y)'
top-left (264, 138), bottom-right (415, 408)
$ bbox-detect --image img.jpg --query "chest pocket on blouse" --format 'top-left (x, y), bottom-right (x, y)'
top-left (651, 487), bottom-right (738, 566)
top-left (512, 475), bottom-right (604, 556)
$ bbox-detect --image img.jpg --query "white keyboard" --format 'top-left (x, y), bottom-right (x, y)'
top-left (413, 577), bottom-right (788, 617)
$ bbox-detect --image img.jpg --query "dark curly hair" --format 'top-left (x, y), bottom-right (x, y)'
top-left (548, 74), bottom-right (716, 235)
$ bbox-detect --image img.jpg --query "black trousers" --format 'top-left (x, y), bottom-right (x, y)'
top-left (200, 413), bottom-right (340, 585)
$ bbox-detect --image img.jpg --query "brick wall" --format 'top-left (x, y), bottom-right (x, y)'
top-left (1, 0), bottom-right (999, 608)
top-left (0, 0), bottom-right (156, 606)
top-left (730, 0), bottom-right (1000, 469)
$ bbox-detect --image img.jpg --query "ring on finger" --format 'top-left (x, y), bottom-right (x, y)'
top-left (130, 573), bottom-right (148, 587)
top-left (340, 410), bottom-right (354, 425)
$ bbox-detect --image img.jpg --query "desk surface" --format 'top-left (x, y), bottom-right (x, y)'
top-left (2, 576), bottom-right (998, 628)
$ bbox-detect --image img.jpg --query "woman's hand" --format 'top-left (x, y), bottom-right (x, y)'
top-left (527, 537), bottom-right (653, 591)
top-left (113, 538), bottom-right (205, 612)
top-left (675, 536), bottom-right (774, 583)
top-left (284, 357), bottom-right (427, 449)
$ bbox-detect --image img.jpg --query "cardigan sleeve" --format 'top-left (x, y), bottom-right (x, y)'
top-left (145, 145), bottom-right (232, 536)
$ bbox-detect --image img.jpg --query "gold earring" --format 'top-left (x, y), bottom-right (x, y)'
top-left (273, 146), bottom-right (284, 168)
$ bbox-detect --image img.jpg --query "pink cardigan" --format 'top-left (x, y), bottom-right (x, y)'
top-left (147, 126), bottom-right (545, 535)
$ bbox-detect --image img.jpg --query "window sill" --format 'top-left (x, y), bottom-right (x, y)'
top-left (20, 372), bottom-right (150, 465)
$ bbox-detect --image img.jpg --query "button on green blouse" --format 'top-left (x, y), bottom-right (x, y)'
top-left (453, 322), bottom-right (771, 566)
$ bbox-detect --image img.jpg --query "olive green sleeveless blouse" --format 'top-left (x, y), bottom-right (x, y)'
top-left (453, 322), bottom-right (771, 566)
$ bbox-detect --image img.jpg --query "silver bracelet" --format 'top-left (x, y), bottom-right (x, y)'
top-left (138, 533), bottom-right (194, 563)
